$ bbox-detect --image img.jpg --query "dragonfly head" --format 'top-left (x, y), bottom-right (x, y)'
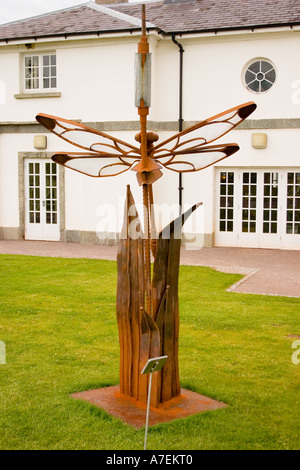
top-left (135, 131), bottom-right (159, 147)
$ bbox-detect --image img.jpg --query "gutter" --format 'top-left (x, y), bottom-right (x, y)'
top-left (172, 35), bottom-right (184, 215)
top-left (1, 21), bottom-right (298, 46)
top-left (0, 28), bottom-right (161, 46)
top-left (160, 23), bottom-right (300, 37)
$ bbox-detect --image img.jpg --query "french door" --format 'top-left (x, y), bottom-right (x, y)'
top-left (24, 159), bottom-right (60, 241)
top-left (215, 168), bottom-right (300, 249)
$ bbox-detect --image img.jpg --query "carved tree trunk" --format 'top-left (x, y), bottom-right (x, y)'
top-left (116, 185), bottom-right (201, 407)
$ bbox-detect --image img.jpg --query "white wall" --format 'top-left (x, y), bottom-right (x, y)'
top-left (164, 31), bottom-right (300, 120)
top-left (0, 37), bottom-right (141, 122)
top-left (0, 133), bottom-right (28, 228)
top-left (0, 29), bottom-right (299, 239)
top-left (63, 130), bottom-right (144, 234)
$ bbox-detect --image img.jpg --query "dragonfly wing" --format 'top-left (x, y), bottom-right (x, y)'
top-left (158, 144), bottom-right (239, 172)
top-left (153, 102), bottom-right (256, 156)
top-left (52, 152), bottom-right (137, 177)
top-left (36, 113), bottom-right (141, 157)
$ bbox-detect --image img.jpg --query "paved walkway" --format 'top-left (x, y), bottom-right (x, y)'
top-left (0, 240), bottom-right (299, 298)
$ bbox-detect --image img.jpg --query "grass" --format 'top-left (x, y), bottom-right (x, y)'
top-left (0, 254), bottom-right (299, 450)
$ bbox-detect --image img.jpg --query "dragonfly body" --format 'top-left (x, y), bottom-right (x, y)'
top-left (133, 131), bottom-right (162, 186)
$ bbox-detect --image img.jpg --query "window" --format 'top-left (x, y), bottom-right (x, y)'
top-left (242, 172), bottom-right (257, 233)
top-left (263, 172), bottom-right (278, 234)
top-left (286, 172), bottom-right (300, 234)
top-left (243, 59), bottom-right (276, 94)
top-left (24, 53), bottom-right (57, 92)
top-left (219, 171), bottom-right (234, 232)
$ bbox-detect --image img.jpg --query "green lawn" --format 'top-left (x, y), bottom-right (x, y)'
top-left (0, 254), bottom-right (299, 450)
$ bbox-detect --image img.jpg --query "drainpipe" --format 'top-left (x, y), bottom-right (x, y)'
top-left (172, 35), bottom-right (184, 215)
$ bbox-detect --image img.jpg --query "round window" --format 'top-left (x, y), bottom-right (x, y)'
top-left (244, 59), bottom-right (276, 93)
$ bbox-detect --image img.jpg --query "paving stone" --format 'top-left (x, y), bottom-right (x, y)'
top-left (0, 241), bottom-right (299, 297)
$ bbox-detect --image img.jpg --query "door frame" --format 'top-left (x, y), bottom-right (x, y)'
top-left (214, 167), bottom-right (300, 249)
top-left (18, 152), bottom-right (65, 241)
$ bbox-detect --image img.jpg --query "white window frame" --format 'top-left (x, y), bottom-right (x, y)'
top-left (23, 52), bottom-right (57, 93)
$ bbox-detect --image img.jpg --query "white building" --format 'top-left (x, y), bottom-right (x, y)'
top-left (0, 0), bottom-right (299, 249)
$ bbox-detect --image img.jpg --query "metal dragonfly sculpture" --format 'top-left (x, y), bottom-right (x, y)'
top-left (36, 4), bottom-right (256, 407)
top-left (36, 101), bottom-right (255, 310)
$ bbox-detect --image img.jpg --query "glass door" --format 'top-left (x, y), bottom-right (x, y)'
top-left (281, 171), bottom-right (300, 249)
top-left (25, 159), bottom-right (60, 241)
top-left (215, 168), bottom-right (300, 249)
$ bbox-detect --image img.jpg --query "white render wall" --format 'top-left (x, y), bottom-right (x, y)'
top-left (0, 37), bottom-right (141, 122)
top-left (0, 29), bottom-right (299, 243)
top-left (173, 31), bottom-right (300, 120)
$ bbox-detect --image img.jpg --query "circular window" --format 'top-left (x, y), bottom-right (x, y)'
top-left (244, 59), bottom-right (276, 93)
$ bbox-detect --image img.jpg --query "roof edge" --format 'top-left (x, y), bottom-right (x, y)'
top-left (160, 22), bottom-right (300, 37)
top-left (88, 2), bottom-right (156, 28)
top-left (0, 28), bottom-right (161, 46)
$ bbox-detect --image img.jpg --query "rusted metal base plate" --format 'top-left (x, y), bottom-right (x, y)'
top-left (71, 386), bottom-right (227, 429)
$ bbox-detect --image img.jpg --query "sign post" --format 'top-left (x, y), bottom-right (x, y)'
top-left (141, 355), bottom-right (168, 450)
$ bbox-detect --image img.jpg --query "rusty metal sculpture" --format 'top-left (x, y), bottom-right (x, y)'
top-left (36, 5), bottom-right (256, 410)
